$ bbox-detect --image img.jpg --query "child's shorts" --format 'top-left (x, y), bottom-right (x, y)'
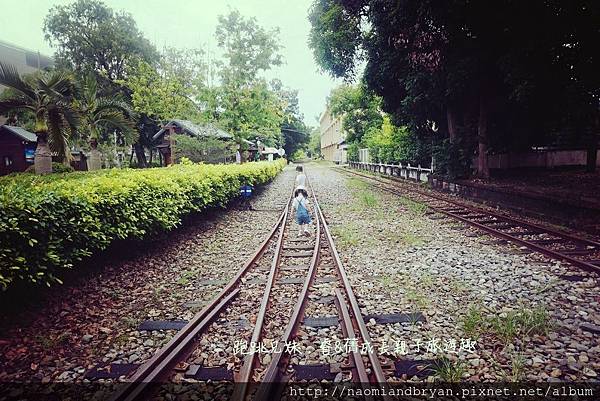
top-left (296, 212), bottom-right (312, 225)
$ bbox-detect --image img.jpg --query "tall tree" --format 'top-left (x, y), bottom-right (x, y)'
top-left (0, 63), bottom-right (79, 174)
top-left (215, 9), bottom-right (282, 85)
top-left (213, 10), bottom-right (285, 144)
top-left (327, 83), bottom-right (383, 144)
top-left (44, 0), bottom-right (158, 84)
top-left (44, 0), bottom-right (159, 167)
top-left (272, 79), bottom-right (309, 157)
top-left (309, 0), bottom-right (600, 177)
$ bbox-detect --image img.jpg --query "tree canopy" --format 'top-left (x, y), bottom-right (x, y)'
top-left (44, 0), bottom-right (158, 82)
top-left (309, 0), bottom-right (600, 176)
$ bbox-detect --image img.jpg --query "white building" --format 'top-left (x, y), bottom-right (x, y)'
top-left (319, 106), bottom-right (348, 164)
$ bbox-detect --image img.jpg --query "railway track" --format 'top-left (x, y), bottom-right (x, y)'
top-left (109, 172), bottom-right (392, 401)
top-left (340, 167), bottom-right (600, 275)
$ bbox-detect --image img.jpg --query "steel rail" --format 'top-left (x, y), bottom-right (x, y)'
top-left (333, 288), bottom-right (374, 401)
top-left (255, 171), bottom-right (389, 401)
top-left (110, 201), bottom-right (290, 401)
top-left (344, 168), bottom-right (600, 249)
top-left (312, 181), bottom-right (393, 400)
top-left (254, 182), bottom-right (322, 400)
top-left (231, 198), bottom-right (291, 401)
top-left (341, 168), bottom-right (600, 275)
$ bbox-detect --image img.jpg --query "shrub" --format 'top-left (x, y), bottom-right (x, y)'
top-left (0, 159), bottom-right (285, 290)
top-left (24, 162), bottom-right (75, 174)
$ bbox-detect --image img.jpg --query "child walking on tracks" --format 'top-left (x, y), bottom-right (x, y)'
top-left (293, 185), bottom-right (312, 237)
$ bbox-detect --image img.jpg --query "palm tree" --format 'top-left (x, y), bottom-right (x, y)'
top-left (74, 74), bottom-right (138, 170)
top-left (0, 62), bottom-right (79, 174)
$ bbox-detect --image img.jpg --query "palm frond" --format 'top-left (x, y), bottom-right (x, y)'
top-left (95, 97), bottom-right (136, 118)
top-left (0, 98), bottom-right (34, 114)
top-left (38, 70), bottom-right (76, 100)
top-left (46, 108), bottom-right (72, 162)
top-left (0, 62), bottom-right (36, 100)
top-left (96, 109), bottom-right (138, 144)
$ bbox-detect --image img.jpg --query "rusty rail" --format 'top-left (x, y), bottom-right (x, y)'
top-left (110, 200), bottom-right (290, 401)
top-left (341, 167), bottom-right (600, 275)
top-left (231, 199), bottom-right (291, 401)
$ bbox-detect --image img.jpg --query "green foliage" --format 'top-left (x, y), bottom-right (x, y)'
top-left (307, 128), bottom-right (322, 158)
top-left (43, 0), bottom-right (158, 81)
top-left (0, 63), bottom-right (79, 163)
top-left (310, 0), bottom-right (600, 176)
top-left (118, 60), bottom-right (198, 122)
top-left (327, 84), bottom-right (382, 144)
top-left (432, 137), bottom-right (475, 179)
top-left (364, 116), bottom-right (425, 165)
top-left (461, 305), bottom-right (551, 343)
top-left (347, 142), bottom-right (359, 162)
top-left (308, 0), bottom-right (362, 79)
top-left (218, 79), bottom-right (285, 146)
top-left (215, 9), bottom-right (282, 85)
top-left (0, 160), bottom-right (285, 290)
top-left (432, 357), bottom-right (466, 382)
top-left (172, 134), bottom-right (236, 164)
top-left (290, 149), bottom-right (307, 161)
top-left (74, 72), bottom-right (137, 145)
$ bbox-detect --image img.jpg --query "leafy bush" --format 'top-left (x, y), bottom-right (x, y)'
top-left (363, 116), bottom-right (427, 165)
top-left (173, 134), bottom-right (236, 164)
top-left (432, 137), bottom-right (475, 179)
top-left (347, 142), bottom-right (359, 162)
top-left (0, 159), bottom-right (285, 290)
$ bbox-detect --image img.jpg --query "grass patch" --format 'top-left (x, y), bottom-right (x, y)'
top-left (461, 305), bottom-right (485, 339)
top-left (331, 223), bottom-right (361, 248)
top-left (120, 316), bottom-right (140, 330)
top-left (36, 332), bottom-right (70, 349)
top-left (399, 196), bottom-right (428, 215)
top-left (461, 304), bottom-right (551, 343)
top-left (177, 270), bottom-right (197, 286)
top-left (448, 279), bottom-right (470, 295)
top-left (346, 177), bottom-right (369, 191)
top-left (490, 306), bottom-right (550, 342)
top-left (432, 357), bottom-right (466, 382)
top-left (358, 191), bottom-right (378, 208)
top-left (507, 353), bottom-right (526, 382)
top-left (406, 288), bottom-right (430, 310)
top-left (402, 232), bottom-right (424, 247)
top-left (378, 274), bottom-right (394, 288)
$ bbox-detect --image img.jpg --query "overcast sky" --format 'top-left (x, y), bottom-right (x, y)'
top-left (0, 0), bottom-right (341, 126)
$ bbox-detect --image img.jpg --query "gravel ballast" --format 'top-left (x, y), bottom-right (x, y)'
top-left (308, 163), bottom-right (600, 382)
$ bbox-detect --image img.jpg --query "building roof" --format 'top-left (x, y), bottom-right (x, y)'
top-left (261, 147), bottom-right (280, 154)
top-left (1, 125), bottom-right (37, 142)
top-left (153, 119), bottom-right (233, 141)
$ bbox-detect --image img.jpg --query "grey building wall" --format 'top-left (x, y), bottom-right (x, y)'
top-left (0, 40), bottom-right (54, 124)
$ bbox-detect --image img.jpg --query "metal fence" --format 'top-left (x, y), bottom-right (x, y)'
top-left (349, 161), bottom-right (433, 183)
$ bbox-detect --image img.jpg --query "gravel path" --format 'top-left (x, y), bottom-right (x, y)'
top-left (0, 165), bottom-right (295, 384)
top-left (307, 163), bottom-right (600, 383)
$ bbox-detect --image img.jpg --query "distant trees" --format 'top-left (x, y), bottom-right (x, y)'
top-left (39, 0), bottom-right (311, 170)
top-left (309, 0), bottom-right (600, 176)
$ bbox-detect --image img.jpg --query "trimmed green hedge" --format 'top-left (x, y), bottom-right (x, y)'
top-left (0, 159), bottom-right (286, 290)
